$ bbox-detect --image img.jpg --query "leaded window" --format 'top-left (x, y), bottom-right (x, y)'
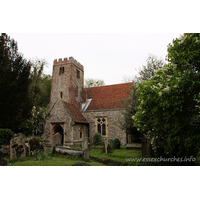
top-left (96, 117), bottom-right (107, 136)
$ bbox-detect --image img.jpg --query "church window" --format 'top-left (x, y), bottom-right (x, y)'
top-left (60, 91), bottom-right (63, 98)
top-left (96, 117), bottom-right (107, 136)
top-left (77, 69), bottom-right (80, 79)
top-left (59, 67), bottom-right (64, 75)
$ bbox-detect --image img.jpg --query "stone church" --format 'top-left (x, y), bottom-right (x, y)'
top-left (42, 57), bottom-right (132, 147)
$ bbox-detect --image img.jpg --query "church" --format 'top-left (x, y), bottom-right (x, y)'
top-left (42, 57), bottom-right (132, 146)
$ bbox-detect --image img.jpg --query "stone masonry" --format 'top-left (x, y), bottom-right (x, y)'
top-left (43, 56), bottom-right (130, 147)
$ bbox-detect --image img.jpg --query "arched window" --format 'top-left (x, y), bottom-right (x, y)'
top-left (96, 117), bottom-right (107, 136)
top-left (59, 67), bottom-right (64, 75)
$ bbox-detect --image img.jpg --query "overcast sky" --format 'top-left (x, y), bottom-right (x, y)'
top-left (8, 33), bottom-right (182, 85)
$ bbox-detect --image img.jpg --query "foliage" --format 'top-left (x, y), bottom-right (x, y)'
top-left (33, 149), bottom-right (52, 161)
top-left (120, 55), bottom-right (164, 142)
top-left (29, 59), bottom-right (51, 108)
top-left (112, 138), bottom-right (120, 149)
top-left (71, 160), bottom-right (91, 166)
top-left (93, 132), bottom-right (104, 146)
top-left (0, 129), bottom-right (14, 147)
top-left (0, 33), bottom-right (33, 132)
top-left (133, 33), bottom-right (200, 158)
top-left (84, 78), bottom-right (105, 88)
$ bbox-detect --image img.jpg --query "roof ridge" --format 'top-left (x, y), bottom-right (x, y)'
top-left (84, 82), bottom-right (133, 89)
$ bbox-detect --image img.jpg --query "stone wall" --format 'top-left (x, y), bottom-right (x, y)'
top-left (82, 109), bottom-right (126, 145)
top-left (50, 57), bottom-right (84, 108)
top-left (43, 99), bottom-right (74, 146)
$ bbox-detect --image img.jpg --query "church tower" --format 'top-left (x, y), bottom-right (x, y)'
top-left (50, 57), bottom-right (85, 110)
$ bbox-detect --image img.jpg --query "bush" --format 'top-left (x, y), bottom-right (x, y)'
top-left (33, 149), bottom-right (52, 161)
top-left (93, 132), bottom-right (104, 146)
top-left (112, 138), bottom-right (120, 149)
top-left (0, 129), bottom-right (14, 147)
top-left (72, 160), bottom-right (91, 166)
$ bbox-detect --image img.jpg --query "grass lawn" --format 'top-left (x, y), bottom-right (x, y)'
top-left (90, 145), bottom-right (142, 166)
top-left (5, 153), bottom-right (105, 166)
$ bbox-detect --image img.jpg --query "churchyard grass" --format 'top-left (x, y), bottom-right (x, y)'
top-left (90, 145), bottom-right (142, 166)
top-left (5, 152), bottom-right (105, 166)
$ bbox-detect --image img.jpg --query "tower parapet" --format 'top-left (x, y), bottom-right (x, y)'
top-left (53, 57), bottom-right (84, 71)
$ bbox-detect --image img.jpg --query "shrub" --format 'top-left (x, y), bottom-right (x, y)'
top-left (72, 160), bottom-right (91, 166)
top-left (93, 132), bottom-right (104, 146)
top-left (0, 129), bottom-right (14, 147)
top-left (112, 138), bottom-right (120, 149)
top-left (33, 149), bottom-right (52, 161)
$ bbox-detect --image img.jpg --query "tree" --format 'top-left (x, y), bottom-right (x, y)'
top-left (0, 33), bottom-right (33, 132)
top-left (20, 58), bottom-right (51, 136)
top-left (29, 58), bottom-right (51, 108)
top-left (84, 78), bottom-right (105, 88)
top-left (133, 34), bottom-right (200, 160)
top-left (120, 55), bottom-right (165, 142)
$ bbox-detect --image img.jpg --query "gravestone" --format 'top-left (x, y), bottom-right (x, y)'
top-left (0, 152), bottom-right (7, 166)
top-left (10, 133), bottom-right (26, 160)
top-left (82, 137), bottom-right (88, 149)
top-left (51, 133), bottom-right (62, 154)
top-left (28, 137), bottom-right (41, 156)
top-left (83, 148), bottom-right (90, 159)
top-left (105, 138), bottom-right (108, 154)
top-left (108, 139), bottom-right (113, 149)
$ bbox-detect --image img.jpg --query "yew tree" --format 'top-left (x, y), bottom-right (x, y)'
top-left (0, 33), bottom-right (33, 131)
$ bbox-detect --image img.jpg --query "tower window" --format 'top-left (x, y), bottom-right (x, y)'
top-left (60, 91), bottom-right (63, 98)
top-left (77, 70), bottom-right (80, 79)
top-left (59, 67), bottom-right (64, 75)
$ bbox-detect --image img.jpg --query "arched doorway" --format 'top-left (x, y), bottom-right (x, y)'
top-left (55, 125), bottom-right (64, 145)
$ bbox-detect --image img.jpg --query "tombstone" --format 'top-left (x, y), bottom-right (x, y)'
top-left (28, 137), bottom-right (41, 156)
top-left (51, 133), bottom-right (62, 154)
top-left (83, 148), bottom-right (90, 159)
top-left (0, 152), bottom-right (7, 166)
top-left (141, 135), bottom-right (150, 157)
top-left (108, 139), bottom-right (113, 149)
top-left (82, 137), bottom-right (88, 149)
top-left (128, 134), bottom-right (132, 143)
top-left (105, 138), bottom-right (109, 154)
top-left (10, 134), bottom-right (26, 160)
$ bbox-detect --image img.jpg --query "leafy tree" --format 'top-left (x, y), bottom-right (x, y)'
top-left (0, 33), bottom-right (33, 132)
top-left (120, 55), bottom-right (165, 142)
top-left (84, 78), bottom-right (105, 88)
top-left (29, 58), bottom-right (51, 108)
top-left (20, 59), bottom-right (51, 136)
top-left (133, 34), bottom-right (200, 159)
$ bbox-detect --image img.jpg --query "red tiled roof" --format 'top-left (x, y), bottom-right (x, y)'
top-left (64, 102), bottom-right (88, 124)
top-left (84, 82), bottom-right (132, 111)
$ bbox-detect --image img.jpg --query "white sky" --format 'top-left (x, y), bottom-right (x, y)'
top-left (8, 33), bottom-right (182, 85)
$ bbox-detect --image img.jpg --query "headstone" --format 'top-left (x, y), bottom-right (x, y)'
top-left (51, 133), bottom-right (62, 154)
top-left (82, 137), bottom-right (88, 149)
top-left (10, 134), bottom-right (26, 160)
top-left (128, 134), bottom-right (132, 143)
top-left (0, 152), bottom-right (7, 166)
top-left (54, 132), bottom-right (62, 146)
top-left (105, 138), bottom-right (108, 154)
top-left (108, 139), bottom-right (113, 149)
top-left (28, 137), bottom-right (41, 156)
top-left (83, 148), bottom-right (90, 159)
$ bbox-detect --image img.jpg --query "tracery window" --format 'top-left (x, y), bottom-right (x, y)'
top-left (96, 117), bottom-right (107, 136)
